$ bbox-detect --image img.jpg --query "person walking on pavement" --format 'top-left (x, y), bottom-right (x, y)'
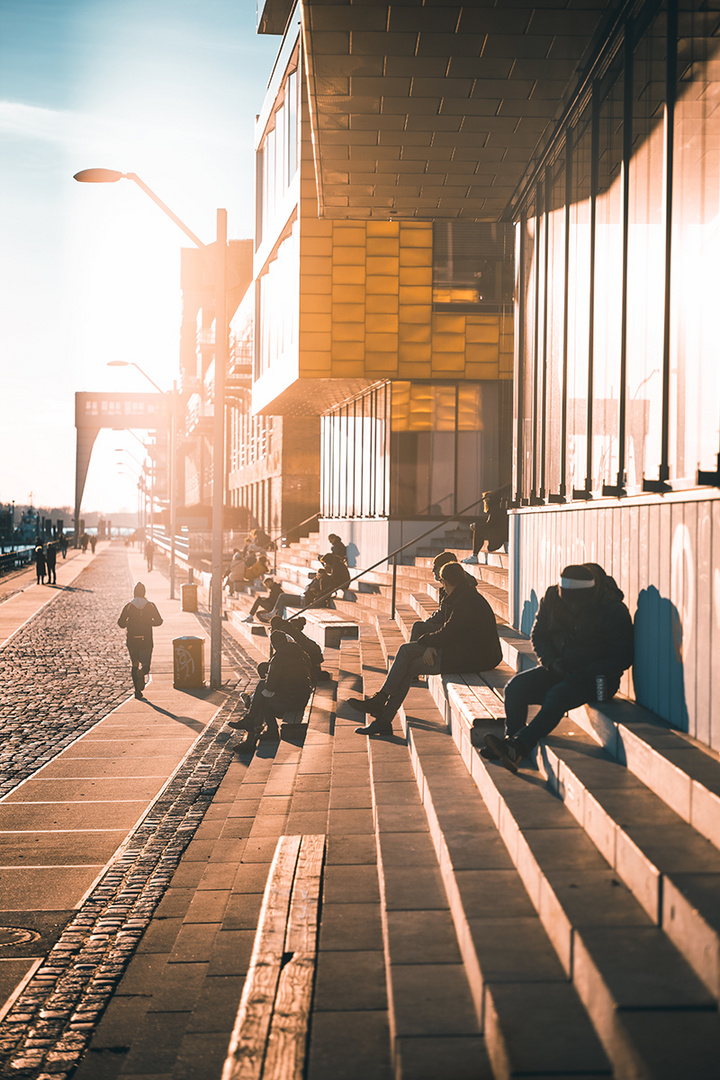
top-left (350, 560), bottom-right (503, 736)
top-left (45, 540), bottom-right (57, 585)
top-left (483, 563), bottom-right (634, 772)
top-left (34, 542), bottom-right (46, 585)
top-left (144, 538), bottom-right (156, 572)
top-left (117, 582), bottom-right (163, 700)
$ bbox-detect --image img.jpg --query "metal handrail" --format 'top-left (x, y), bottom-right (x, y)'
top-left (288, 493), bottom-right (492, 622)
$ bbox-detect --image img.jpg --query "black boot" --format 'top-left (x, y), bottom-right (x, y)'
top-left (355, 716), bottom-right (393, 737)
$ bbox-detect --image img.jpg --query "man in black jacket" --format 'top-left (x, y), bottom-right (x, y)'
top-left (351, 561), bottom-right (502, 736)
top-left (484, 563), bottom-right (634, 772)
top-left (228, 630), bottom-right (312, 742)
top-left (117, 582), bottom-right (163, 699)
top-left (410, 551), bottom-right (478, 641)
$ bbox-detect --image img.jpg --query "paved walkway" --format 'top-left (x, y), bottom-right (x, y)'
top-left (0, 545), bottom-right (258, 1076)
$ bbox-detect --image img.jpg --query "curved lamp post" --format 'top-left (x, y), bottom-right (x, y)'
top-left (74, 169), bottom-right (228, 689)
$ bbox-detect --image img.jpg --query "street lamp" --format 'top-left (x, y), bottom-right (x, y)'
top-left (75, 168), bottom-right (229, 688)
top-left (108, 361), bottom-right (177, 601)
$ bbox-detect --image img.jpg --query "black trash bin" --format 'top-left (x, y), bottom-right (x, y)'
top-left (173, 636), bottom-right (204, 689)
top-left (181, 582), bottom-right (198, 612)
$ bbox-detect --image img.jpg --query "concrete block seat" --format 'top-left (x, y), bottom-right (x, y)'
top-left (363, 618), bottom-right (720, 1078)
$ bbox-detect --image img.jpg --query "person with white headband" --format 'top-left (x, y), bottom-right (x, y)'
top-left (483, 563), bottom-right (633, 772)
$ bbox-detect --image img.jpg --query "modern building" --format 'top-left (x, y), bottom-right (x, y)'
top-left (250, 2), bottom-right (515, 566)
top-left (245, 0), bottom-right (720, 755)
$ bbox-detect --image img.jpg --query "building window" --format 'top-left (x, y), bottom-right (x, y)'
top-left (391, 381), bottom-right (511, 518)
top-left (514, 1), bottom-right (720, 502)
top-left (321, 384), bottom-right (390, 518)
top-left (432, 222), bottom-right (514, 312)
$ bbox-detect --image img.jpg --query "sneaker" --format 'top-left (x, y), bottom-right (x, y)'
top-left (242, 615), bottom-right (254, 623)
top-left (355, 717), bottom-right (393, 737)
top-left (483, 733), bottom-right (522, 773)
top-left (462, 554), bottom-right (479, 564)
top-left (240, 692), bottom-right (252, 709)
top-left (257, 611), bottom-right (271, 623)
top-left (134, 690), bottom-right (143, 700)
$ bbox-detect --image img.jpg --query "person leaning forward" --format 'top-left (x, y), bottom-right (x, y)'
top-left (350, 560), bottom-right (503, 736)
top-left (117, 582), bottom-right (163, 699)
top-left (483, 562), bottom-right (634, 773)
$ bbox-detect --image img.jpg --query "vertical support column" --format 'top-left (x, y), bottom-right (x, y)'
top-left (169, 381), bottom-right (177, 601)
top-left (211, 209), bottom-right (228, 689)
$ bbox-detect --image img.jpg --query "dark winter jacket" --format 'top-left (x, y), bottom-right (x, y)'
top-left (531, 565), bottom-right (634, 679)
top-left (117, 597), bottom-right (163, 648)
top-left (320, 552), bottom-right (351, 591)
top-left (265, 636), bottom-right (313, 705)
top-left (417, 579), bottom-right (502, 673)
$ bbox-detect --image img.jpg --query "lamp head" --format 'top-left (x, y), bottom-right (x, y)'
top-left (73, 169), bottom-right (125, 183)
top-left (107, 361), bottom-right (129, 368)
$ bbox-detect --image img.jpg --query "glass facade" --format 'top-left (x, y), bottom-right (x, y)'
top-left (515, 0), bottom-right (720, 503)
top-left (321, 384), bottom-right (391, 519)
top-left (256, 60), bottom-right (299, 250)
top-left (322, 380), bottom-right (511, 520)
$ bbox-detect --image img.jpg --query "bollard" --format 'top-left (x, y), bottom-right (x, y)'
top-left (181, 582), bottom-right (198, 612)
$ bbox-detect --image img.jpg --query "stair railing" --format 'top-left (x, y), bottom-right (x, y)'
top-left (288, 494), bottom-right (490, 622)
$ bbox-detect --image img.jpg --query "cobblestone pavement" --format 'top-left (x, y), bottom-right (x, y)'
top-left (0, 548), bottom-right (261, 1079)
top-left (0, 549), bottom-right (134, 801)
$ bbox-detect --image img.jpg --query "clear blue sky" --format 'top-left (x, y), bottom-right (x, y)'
top-left (0, 0), bottom-right (277, 515)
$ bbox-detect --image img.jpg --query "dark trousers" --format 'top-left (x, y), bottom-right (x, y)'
top-left (128, 642), bottom-right (153, 694)
top-left (249, 595), bottom-right (275, 618)
top-left (503, 666), bottom-right (619, 752)
top-left (376, 641), bottom-right (442, 721)
top-left (245, 679), bottom-right (309, 736)
top-left (46, 561), bottom-right (56, 584)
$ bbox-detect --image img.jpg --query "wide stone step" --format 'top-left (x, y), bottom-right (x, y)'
top-left (542, 717), bottom-right (720, 1001)
top-left (367, 619), bottom-right (720, 1078)
top-left (356, 625), bottom-right (611, 1079)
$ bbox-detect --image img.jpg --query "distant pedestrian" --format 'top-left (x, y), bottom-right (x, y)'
top-left (117, 582), bottom-right (163, 700)
top-left (80, 532), bottom-right (89, 553)
top-left (145, 538), bottom-right (156, 572)
top-left (59, 535), bottom-right (67, 559)
top-left (34, 543), bottom-right (46, 585)
top-left (90, 534), bottom-right (97, 553)
top-left (45, 541), bottom-right (57, 585)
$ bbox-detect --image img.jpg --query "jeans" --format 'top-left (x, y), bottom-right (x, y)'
top-left (503, 666), bottom-right (620, 752)
top-left (377, 641), bottom-right (442, 721)
top-left (249, 595), bottom-right (275, 618)
top-left (128, 643), bottom-right (153, 694)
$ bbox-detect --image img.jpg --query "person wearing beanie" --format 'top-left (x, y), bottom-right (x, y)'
top-left (228, 630), bottom-right (312, 744)
top-left (410, 551), bottom-right (478, 641)
top-left (350, 560), bottom-right (502, 737)
top-left (117, 582), bottom-right (163, 700)
top-left (484, 563), bottom-right (634, 772)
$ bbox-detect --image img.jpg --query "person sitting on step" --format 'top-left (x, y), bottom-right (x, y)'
top-left (244, 577), bottom-right (284, 622)
top-left (270, 616), bottom-right (331, 686)
top-left (228, 630), bottom-right (312, 742)
top-left (483, 562), bottom-right (634, 773)
top-left (350, 560), bottom-right (503, 737)
top-left (410, 550), bottom-right (478, 642)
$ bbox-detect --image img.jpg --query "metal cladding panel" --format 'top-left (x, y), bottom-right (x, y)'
top-left (302, 0), bottom-right (620, 221)
top-left (512, 494), bottom-right (720, 754)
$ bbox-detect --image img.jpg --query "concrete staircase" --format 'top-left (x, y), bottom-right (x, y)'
top-left (220, 533), bottom-right (720, 1077)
